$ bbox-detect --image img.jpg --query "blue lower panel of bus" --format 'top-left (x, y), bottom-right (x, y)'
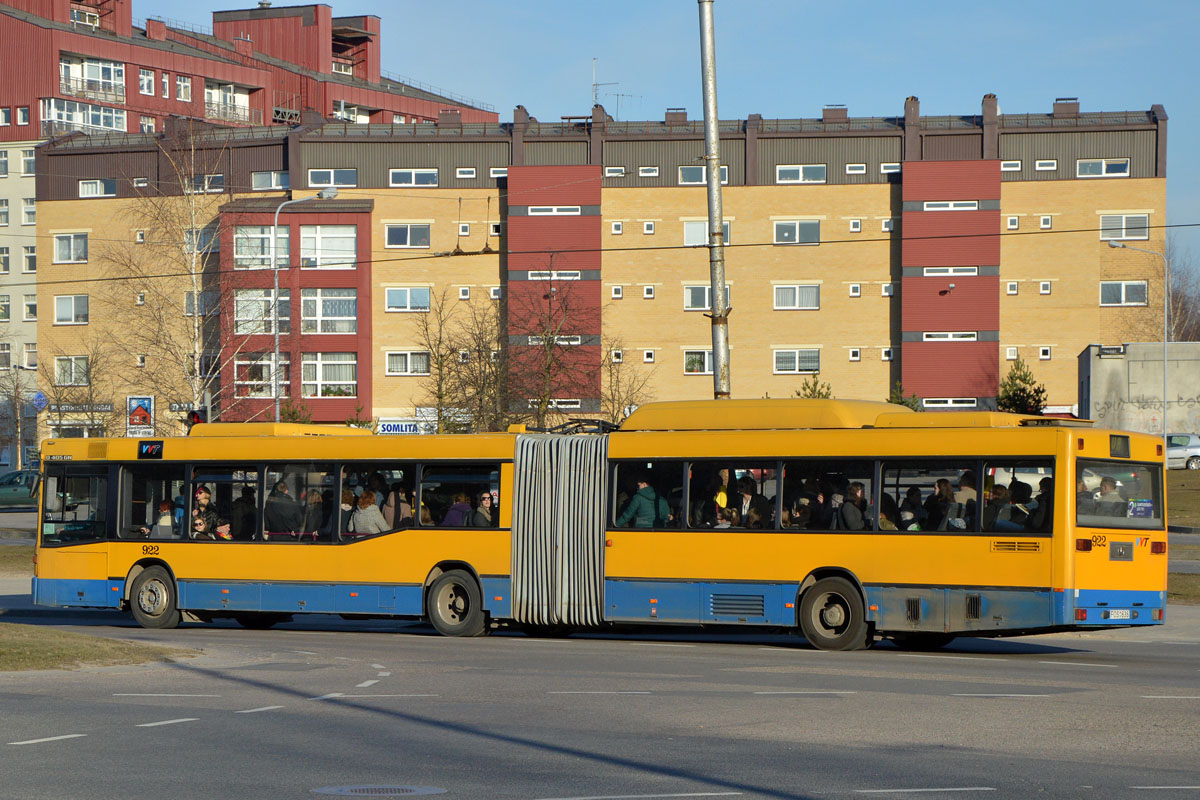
top-left (31, 577), bottom-right (122, 608)
top-left (605, 579), bottom-right (799, 625)
top-left (1066, 588), bottom-right (1165, 626)
top-left (177, 581), bottom-right (425, 616)
top-left (863, 585), bottom-right (1054, 633)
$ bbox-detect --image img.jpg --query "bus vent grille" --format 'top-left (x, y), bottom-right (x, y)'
top-left (87, 441), bottom-right (107, 459)
top-left (991, 540), bottom-right (1040, 553)
top-left (905, 597), bottom-right (922, 622)
top-left (711, 594), bottom-right (765, 617)
top-left (966, 594), bottom-right (982, 620)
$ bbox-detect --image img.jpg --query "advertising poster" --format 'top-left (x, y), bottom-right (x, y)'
top-left (127, 395), bottom-right (154, 437)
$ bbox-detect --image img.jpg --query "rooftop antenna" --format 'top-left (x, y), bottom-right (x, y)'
top-left (591, 58), bottom-right (616, 107)
top-left (604, 91), bottom-right (642, 121)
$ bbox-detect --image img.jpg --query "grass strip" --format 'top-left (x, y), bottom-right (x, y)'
top-left (0, 544), bottom-right (33, 577)
top-left (0, 622), bottom-right (192, 671)
top-left (1167, 572), bottom-right (1200, 606)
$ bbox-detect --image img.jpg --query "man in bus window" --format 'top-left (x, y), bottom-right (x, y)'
top-left (265, 480), bottom-right (304, 534)
top-left (616, 474), bottom-right (669, 528)
top-left (736, 476), bottom-right (771, 527)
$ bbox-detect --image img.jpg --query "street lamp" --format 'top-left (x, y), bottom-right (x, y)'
top-left (1108, 239), bottom-right (1170, 453)
top-left (271, 187), bottom-right (338, 422)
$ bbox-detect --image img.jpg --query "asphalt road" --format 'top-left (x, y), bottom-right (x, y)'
top-left (1, 607), bottom-right (1198, 800)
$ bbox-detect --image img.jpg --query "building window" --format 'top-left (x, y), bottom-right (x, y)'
top-left (489, 222), bottom-right (502, 237)
top-left (139, 69), bottom-right (154, 95)
top-left (300, 225), bottom-right (357, 268)
top-left (78, 179), bottom-right (116, 198)
top-left (187, 174), bottom-right (224, 194)
top-left (455, 223), bottom-right (469, 237)
top-left (882, 219), bottom-right (893, 232)
top-left (234, 226), bottom-right (288, 269)
top-left (0, 248), bottom-right (7, 274)
top-left (923, 266), bottom-right (978, 276)
top-left (385, 286), bottom-right (431, 312)
top-left (1099, 214), bottom-right (1149, 241)
top-left (385, 351), bottom-right (431, 376)
top-left (684, 350), bottom-right (714, 375)
top-left (184, 226), bottom-right (218, 254)
top-left (489, 167), bottom-right (508, 178)
top-left (23, 247), bottom-right (35, 273)
top-left (678, 165), bottom-right (728, 185)
top-left (24, 343), bottom-right (36, 369)
top-left (41, 98), bottom-right (125, 132)
top-left (643, 286), bottom-right (655, 299)
top-left (776, 164), bottom-right (826, 184)
top-left (1100, 281), bottom-right (1148, 307)
top-left (774, 349), bottom-right (820, 374)
top-left (22, 198), bottom-right (35, 225)
top-left (133, 177), bottom-right (148, 188)
top-left (16, 107), bottom-right (28, 125)
top-left (0, 295), bottom-right (8, 322)
top-left (234, 353), bottom-right (289, 398)
top-left (302, 352), bottom-right (357, 397)
top-left (849, 348), bottom-right (861, 362)
top-left (605, 166), bottom-right (625, 178)
top-left (1000, 160), bottom-right (1021, 172)
top-left (301, 288), bottom-right (357, 333)
top-left (611, 285), bottom-right (623, 300)
top-left (1040, 215), bottom-right (1052, 229)
top-left (184, 291), bottom-right (218, 317)
top-left (53, 233), bottom-right (88, 264)
top-left (458, 287), bottom-right (470, 300)
top-left (251, 171), bottom-right (289, 191)
top-left (175, 75), bottom-right (191, 101)
top-left (384, 223), bottom-right (431, 249)
top-left (308, 168), bottom-right (357, 188)
top-left (845, 163), bottom-right (866, 175)
top-left (1040, 281), bottom-right (1052, 295)
top-left (922, 398), bottom-right (977, 408)
top-left (0, 199), bottom-right (6, 226)
top-left (773, 220), bottom-right (820, 245)
top-left (23, 294), bottom-right (36, 321)
top-left (1007, 282), bottom-right (1018, 295)
top-left (22, 150), bottom-right (33, 175)
top-left (638, 166), bottom-right (659, 177)
top-left (527, 270), bottom-right (580, 281)
top-left (528, 206), bottom-right (580, 216)
top-left (880, 163), bottom-right (901, 174)
top-left (234, 289), bottom-right (290, 335)
top-left (389, 168), bottom-right (438, 187)
top-left (683, 285), bottom-right (730, 311)
top-left (643, 350), bottom-right (655, 363)
top-left (1035, 160), bottom-right (1057, 171)
top-left (882, 283), bottom-right (894, 297)
top-left (55, 356), bottom-right (89, 386)
top-left (849, 283), bottom-right (861, 298)
top-left (455, 167), bottom-right (476, 179)
top-left (683, 220), bottom-right (731, 246)
top-left (849, 219), bottom-right (861, 233)
top-left (774, 284), bottom-right (820, 310)
top-left (1006, 346), bottom-right (1018, 360)
top-left (161, 73), bottom-right (168, 98)
top-left (611, 349), bottom-right (623, 363)
top-left (611, 221), bottom-right (623, 235)
top-left (1077, 158), bottom-right (1130, 178)
top-left (1039, 346), bottom-right (1052, 360)
top-left (881, 348), bottom-right (893, 361)
top-left (489, 286), bottom-right (500, 300)
top-left (136, 292), bottom-right (145, 304)
top-left (0, 109), bottom-right (8, 126)
top-left (53, 295), bottom-right (89, 325)
top-left (643, 221), bottom-right (655, 235)
top-left (0, 150), bottom-right (6, 176)
top-left (1007, 216), bottom-right (1019, 230)
top-left (923, 331), bottom-right (978, 341)
top-left (924, 201), bottom-right (978, 211)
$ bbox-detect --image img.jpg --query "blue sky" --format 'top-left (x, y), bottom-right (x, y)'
top-left (145, 0), bottom-right (1200, 261)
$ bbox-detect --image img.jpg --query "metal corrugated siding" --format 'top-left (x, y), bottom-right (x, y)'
top-left (507, 166), bottom-right (602, 206)
top-left (902, 160), bottom-right (1000, 202)
top-left (998, 130), bottom-right (1158, 180)
top-left (42, 150), bottom-right (160, 200)
top-left (302, 140), bottom-right (509, 189)
top-left (598, 139), bottom-right (745, 187)
top-left (755, 136), bottom-right (902, 185)
top-left (230, 142), bottom-right (287, 192)
top-left (525, 141), bottom-right (589, 167)
top-left (901, 276), bottom-right (999, 330)
top-left (901, 211), bottom-right (1000, 267)
top-left (901, 341), bottom-right (999, 398)
top-left (922, 134), bottom-right (983, 161)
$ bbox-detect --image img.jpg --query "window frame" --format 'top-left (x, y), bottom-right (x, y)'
top-left (78, 178), bottom-right (116, 198)
top-left (683, 285), bottom-right (730, 312)
top-left (1035, 159), bottom-right (1057, 171)
top-left (388, 168), bottom-right (439, 187)
top-left (300, 224), bottom-right (358, 268)
top-left (845, 163), bottom-right (867, 175)
top-left (53, 294), bottom-right (89, 325)
top-left (684, 350), bottom-right (714, 375)
top-left (604, 166), bottom-right (625, 178)
top-left (301, 352), bottom-right (358, 398)
top-left (683, 220), bottom-right (731, 247)
top-left (307, 168), bottom-right (357, 188)
top-left (1000, 160), bottom-right (1021, 172)
top-left (455, 167), bottom-right (476, 179)
top-left (923, 331), bottom-right (979, 341)
top-left (773, 220), bottom-right (820, 246)
top-left (638, 166), bottom-right (659, 177)
top-left (1099, 280), bottom-right (1148, 307)
top-left (1077, 158), bottom-right (1130, 178)
top-left (301, 287), bottom-right (357, 334)
top-left (385, 350), bottom-right (432, 377)
top-left (773, 348), bottom-right (821, 375)
top-left (384, 286), bottom-right (431, 313)
top-left (251, 170), bottom-right (289, 191)
top-left (1099, 214), bottom-right (1149, 241)
top-left (775, 164), bottom-right (827, 185)
top-left (923, 201), bottom-right (979, 211)
top-left (678, 165), bottom-right (728, 186)
top-left (54, 355), bottom-right (89, 386)
top-left (527, 206), bottom-right (581, 216)
top-left (53, 232), bottom-right (88, 264)
top-left (773, 284), bottom-right (820, 311)
top-left (233, 288), bottom-right (290, 335)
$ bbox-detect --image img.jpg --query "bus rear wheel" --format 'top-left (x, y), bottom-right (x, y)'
top-left (426, 570), bottom-right (486, 637)
top-left (799, 577), bottom-right (868, 651)
top-left (130, 566), bottom-right (180, 630)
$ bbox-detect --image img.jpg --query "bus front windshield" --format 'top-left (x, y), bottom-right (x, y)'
top-left (1076, 459), bottom-right (1163, 530)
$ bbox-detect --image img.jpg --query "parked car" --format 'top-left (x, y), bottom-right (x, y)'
top-left (0, 469), bottom-right (39, 507)
top-left (1167, 434), bottom-right (1200, 470)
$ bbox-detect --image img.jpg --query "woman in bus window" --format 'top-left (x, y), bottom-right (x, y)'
top-left (838, 482), bottom-right (869, 531)
top-left (472, 492), bottom-right (494, 527)
top-left (351, 490), bottom-right (388, 535)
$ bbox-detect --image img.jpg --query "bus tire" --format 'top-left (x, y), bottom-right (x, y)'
top-left (235, 613), bottom-right (292, 630)
top-left (889, 632), bottom-right (956, 651)
top-left (799, 577), bottom-right (868, 651)
top-left (426, 570), bottom-right (486, 637)
top-left (130, 566), bottom-right (181, 630)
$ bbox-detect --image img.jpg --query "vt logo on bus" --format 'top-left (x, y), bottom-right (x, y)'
top-left (138, 441), bottom-right (164, 460)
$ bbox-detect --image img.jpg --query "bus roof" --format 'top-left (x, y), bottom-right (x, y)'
top-left (187, 423), bottom-right (374, 438)
top-left (619, 399), bottom-right (1094, 432)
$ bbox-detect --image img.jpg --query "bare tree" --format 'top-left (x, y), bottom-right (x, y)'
top-left (446, 296), bottom-right (509, 432)
top-left (413, 288), bottom-right (470, 433)
top-left (39, 339), bottom-right (123, 438)
top-left (1167, 235), bottom-right (1200, 342)
top-left (0, 364), bottom-right (37, 468)
top-left (599, 334), bottom-right (655, 425)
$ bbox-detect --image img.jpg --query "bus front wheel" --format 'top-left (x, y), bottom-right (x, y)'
top-left (130, 566), bottom-right (181, 630)
top-left (799, 577), bottom-right (868, 651)
top-left (426, 570), bottom-right (486, 637)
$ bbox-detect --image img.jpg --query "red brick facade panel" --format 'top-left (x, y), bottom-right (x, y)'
top-left (507, 345), bottom-right (602, 402)
top-left (507, 166), bottom-right (602, 207)
top-left (506, 216), bottom-right (601, 270)
top-left (506, 281), bottom-right (602, 335)
top-left (901, 211), bottom-right (1001, 267)
top-left (900, 276), bottom-right (999, 331)
top-left (902, 160), bottom-right (1001, 202)
top-left (901, 341), bottom-right (999, 398)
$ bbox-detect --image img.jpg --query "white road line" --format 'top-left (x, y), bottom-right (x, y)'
top-left (856, 789), bottom-right (995, 795)
top-left (377, 671), bottom-right (391, 677)
top-left (1141, 695), bottom-right (1200, 699)
top-left (292, 650), bottom-right (318, 655)
top-left (548, 691), bottom-right (652, 695)
top-left (752, 690), bottom-right (857, 695)
top-left (1038, 661), bottom-right (1117, 668)
top-left (897, 654), bottom-right (1006, 662)
top-left (370, 663), bottom-right (386, 669)
top-left (136, 718), bottom-right (198, 727)
top-left (1130, 787), bottom-right (1200, 791)
top-left (356, 679), bottom-right (379, 688)
top-left (8, 734), bottom-right (87, 746)
top-left (235, 706), bottom-right (284, 714)
top-left (535, 793), bottom-right (741, 800)
top-left (952, 693), bottom-right (1048, 698)
top-left (112, 693), bottom-right (220, 697)
top-left (631, 643), bottom-right (695, 648)
top-left (310, 693), bottom-right (344, 700)
top-left (336, 694), bottom-right (439, 698)
top-left (334, 656), bottom-right (354, 661)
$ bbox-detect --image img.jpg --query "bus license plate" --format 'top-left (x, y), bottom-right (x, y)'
top-left (1109, 609), bottom-right (1131, 620)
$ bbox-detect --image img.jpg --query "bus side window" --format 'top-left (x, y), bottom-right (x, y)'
top-left (341, 462), bottom-right (419, 538)
top-left (121, 465), bottom-right (186, 539)
top-left (190, 465), bottom-right (259, 542)
top-left (264, 463), bottom-right (335, 542)
top-left (612, 461), bottom-right (684, 529)
top-left (418, 463), bottom-right (500, 528)
top-left (881, 461), bottom-right (976, 533)
top-left (983, 460), bottom-right (1054, 533)
top-left (688, 461), bottom-right (777, 528)
top-left (782, 460), bottom-right (874, 531)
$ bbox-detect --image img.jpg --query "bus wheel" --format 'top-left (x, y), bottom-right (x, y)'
top-left (889, 632), bottom-right (956, 651)
top-left (235, 613), bottom-right (292, 630)
top-left (427, 570), bottom-right (486, 637)
top-left (130, 566), bottom-right (181, 630)
top-left (799, 577), bottom-right (868, 651)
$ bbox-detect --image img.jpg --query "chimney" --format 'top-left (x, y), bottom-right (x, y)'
top-left (145, 18), bottom-right (167, 40)
top-left (982, 93), bottom-right (998, 159)
top-left (1053, 97), bottom-right (1080, 118)
top-left (822, 104), bottom-right (848, 123)
top-left (904, 96), bottom-right (920, 161)
top-left (258, 1), bottom-right (271, 7)
top-left (664, 108), bottom-right (687, 126)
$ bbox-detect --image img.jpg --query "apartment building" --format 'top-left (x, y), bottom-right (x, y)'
top-left (32, 94), bottom-right (1166, 436)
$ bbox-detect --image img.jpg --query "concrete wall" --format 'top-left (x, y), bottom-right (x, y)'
top-left (1079, 342), bottom-right (1200, 433)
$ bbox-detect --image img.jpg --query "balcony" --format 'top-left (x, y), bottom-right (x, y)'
top-left (331, 58), bottom-right (354, 76)
top-left (59, 75), bottom-right (124, 105)
top-left (204, 102), bottom-right (263, 126)
top-left (41, 119), bottom-right (119, 138)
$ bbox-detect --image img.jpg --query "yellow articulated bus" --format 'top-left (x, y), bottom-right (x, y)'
top-left (32, 399), bottom-right (1168, 650)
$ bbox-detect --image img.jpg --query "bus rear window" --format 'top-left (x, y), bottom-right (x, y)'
top-left (41, 465), bottom-right (109, 544)
top-left (1076, 459), bottom-right (1163, 530)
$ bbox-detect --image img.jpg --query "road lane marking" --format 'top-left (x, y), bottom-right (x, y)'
top-left (1038, 661), bottom-right (1117, 668)
top-left (1130, 787), bottom-right (1200, 790)
top-left (856, 789), bottom-right (995, 794)
top-left (337, 694), bottom-right (439, 698)
top-left (8, 734), bottom-right (87, 746)
top-left (136, 718), bottom-right (197, 727)
top-left (753, 690), bottom-right (856, 695)
top-left (535, 793), bottom-right (741, 800)
top-left (1141, 695), bottom-right (1200, 699)
top-left (548, 691), bottom-right (652, 695)
top-left (235, 706), bottom-right (284, 714)
top-left (377, 671), bottom-right (391, 677)
top-left (897, 654), bottom-right (1006, 662)
top-left (310, 693), bottom-right (344, 700)
top-left (356, 680), bottom-right (379, 688)
top-left (112, 693), bottom-right (220, 697)
top-left (951, 694), bottom-right (1048, 698)
top-left (370, 663), bottom-right (386, 669)
top-left (292, 650), bottom-right (319, 655)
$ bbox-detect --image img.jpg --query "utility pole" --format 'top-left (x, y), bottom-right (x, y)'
top-left (698, 0), bottom-right (730, 399)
